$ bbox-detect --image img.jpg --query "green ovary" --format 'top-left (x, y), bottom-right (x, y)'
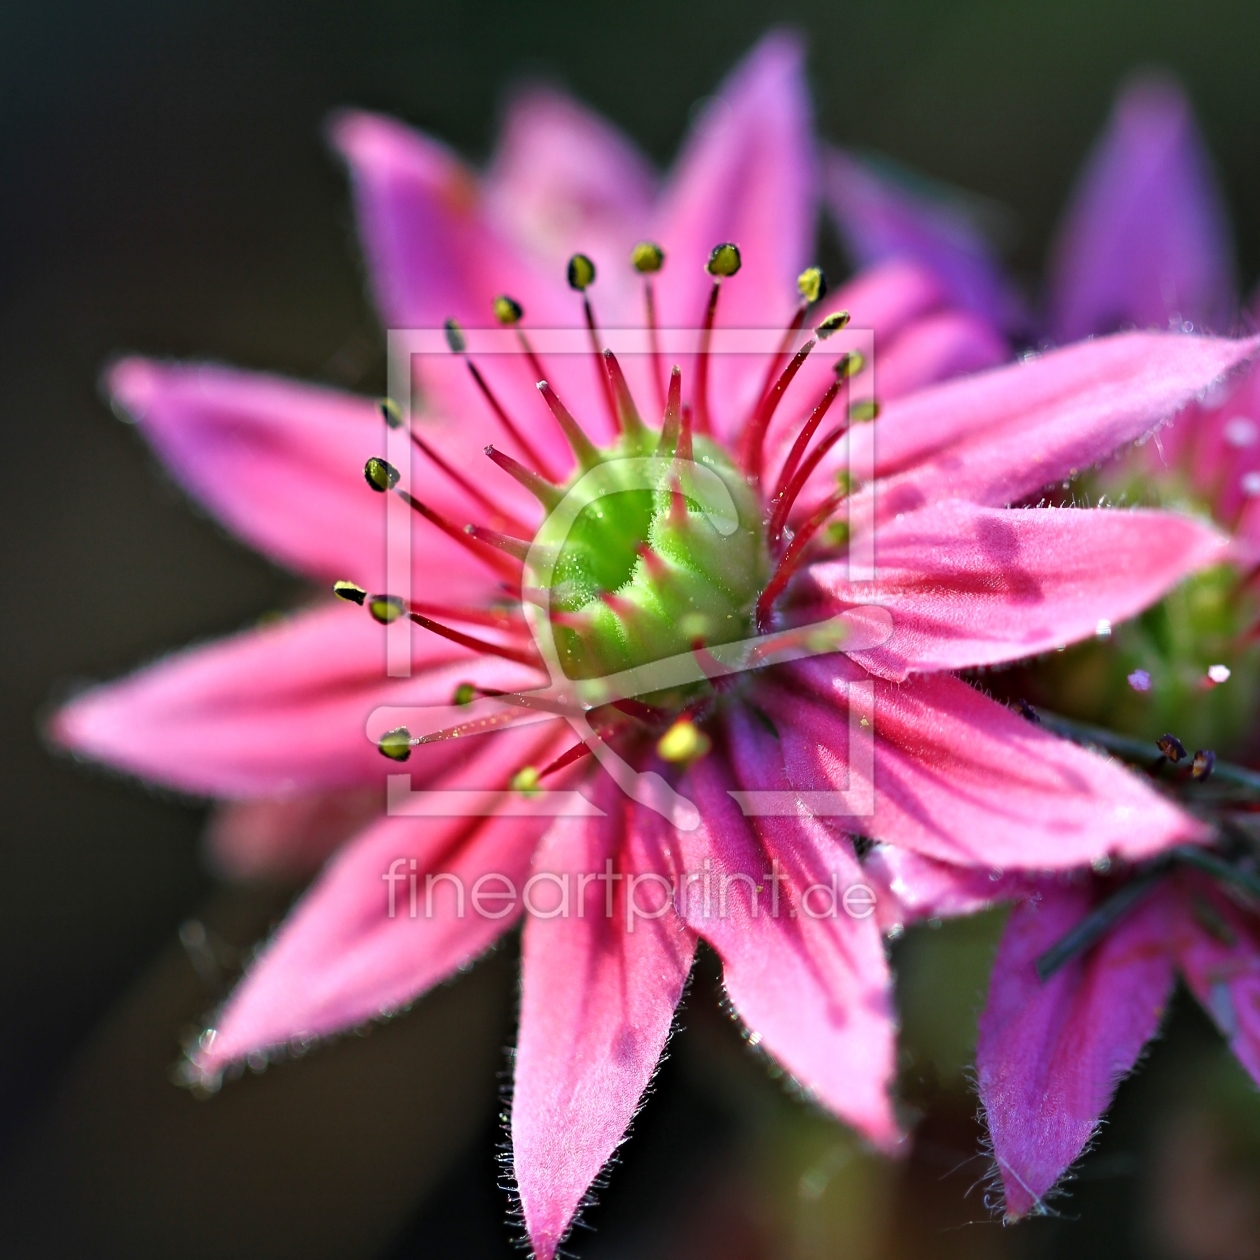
top-left (543, 435), bottom-right (769, 687)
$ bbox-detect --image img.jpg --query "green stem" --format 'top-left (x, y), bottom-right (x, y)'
top-left (1172, 844), bottom-right (1260, 901)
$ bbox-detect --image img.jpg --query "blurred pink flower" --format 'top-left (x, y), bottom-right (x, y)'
top-left (51, 33), bottom-right (1259, 1258)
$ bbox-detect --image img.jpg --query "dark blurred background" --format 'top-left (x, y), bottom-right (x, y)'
top-left (3, 1), bottom-right (1260, 1256)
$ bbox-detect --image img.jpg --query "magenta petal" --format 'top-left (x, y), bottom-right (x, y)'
top-left (108, 358), bottom-right (512, 599)
top-left (825, 146), bottom-right (1025, 333)
top-left (1049, 76), bottom-right (1235, 342)
top-left (844, 331), bottom-right (1260, 524)
top-left (762, 661), bottom-right (1206, 868)
top-left (485, 85), bottom-right (657, 300)
top-left (193, 721), bottom-right (567, 1076)
top-left (864, 846), bottom-right (1028, 929)
top-left (1169, 873), bottom-right (1260, 1087)
top-left (652, 31), bottom-right (815, 434)
top-left (977, 883), bottom-right (1175, 1218)
top-left (512, 779), bottom-right (695, 1260)
top-left (51, 601), bottom-right (545, 797)
top-left (677, 716), bottom-right (899, 1147)
top-left (874, 308), bottom-right (1009, 400)
top-left (806, 500), bottom-right (1228, 678)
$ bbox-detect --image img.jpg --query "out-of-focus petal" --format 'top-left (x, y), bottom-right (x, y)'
top-left (839, 331), bottom-right (1260, 525)
top-left (1170, 872), bottom-right (1260, 1087)
top-left (804, 500), bottom-right (1228, 679)
top-left (759, 660), bottom-right (1206, 868)
top-left (485, 85), bottom-right (657, 305)
top-left (512, 779), bottom-right (694, 1260)
top-left (825, 146), bottom-right (1025, 333)
top-left (1049, 76), bottom-right (1235, 342)
top-left (675, 717), bottom-right (899, 1147)
top-left (191, 720), bottom-right (569, 1077)
top-left (652, 31), bottom-right (815, 437)
top-left (863, 846), bottom-right (1029, 930)
top-left (977, 883), bottom-right (1175, 1218)
top-left (873, 308), bottom-right (1009, 400)
top-left (51, 601), bottom-right (547, 798)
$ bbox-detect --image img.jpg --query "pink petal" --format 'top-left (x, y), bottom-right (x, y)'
top-left (825, 146), bottom-right (1026, 332)
top-left (874, 308), bottom-right (1009, 400)
top-left (485, 85), bottom-right (657, 302)
top-left (864, 846), bottom-right (1029, 930)
top-left (107, 358), bottom-right (514, 599)
top-left (193, 720), bottom-right (569, 1077)
top-left (675, 715), bottom-right (899, 1147)
top-left (51, 600), bottom-right (546, 797)
top-left (844, 331), bottom-right (1260, 524)
top-left (977, 882), bottom-right (1175, 1218)
top-left (759, 661), bottom-right (1206, 868)
top-left (1049, 75), bottom-right (1235, 342)
top-left (206, 786), bottom-right (383, 881)
top-left (804, 500), bottom-right (1228, 679)
top-left (512, 777), bottom-right (695, 1260)
top-left (1169, 872), bottom-right (1260, 1087)
top-left (651, 31), bottom-right (815, 437)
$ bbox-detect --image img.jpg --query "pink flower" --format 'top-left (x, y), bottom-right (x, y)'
top-left (50, 33), bottom-right (1260, 1258)
top-left (977, 865), bottom-right (1260, 1219)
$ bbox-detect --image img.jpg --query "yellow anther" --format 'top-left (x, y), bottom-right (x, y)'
top-left (493, 295), bottom-right (523, 325)
top-left (849, 399), bottom-right (880, 423)
top-left (816, 311), bottom-right (851, 339)
top-left (567, 254), bottom-right (596, 291)
top-left (378, 728), bottom-right (413, 762)
top-left (368, 595), bottom-right (406, 624)
top-left (378, 397), bottom-right (404, 428)
top-left (631, 241), bottom-right (665, 274)
top-left (364, 457), bottom-right (400, 492)
top-left (796, 266), bottom-right (827, 304)
top-left (706, 242), bottom-right (742, 277)
top-left (452, 682), bottom-right (477, 706)
top-left (657, 718), bottom-right (711, 764)
top-left (444, 318), bottom-right (466, 353)
top-left (510, 765), bottom-right (542, 795)
top-left (837, 350), bottom-right (865, 378)
top-left (332, 580), bottom-right (367, 605)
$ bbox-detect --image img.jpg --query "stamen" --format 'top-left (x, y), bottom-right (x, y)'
top-left (771, 362), bottom-right (849, 505)
top-left (378, 728), bottom-right (414, 762)
top-left (408, 608), bottom-right (541, 667)
top-left (332, 580), bottom-right (367, 605)
top-left (445, 316), bottom-right (557, 479)
top-left (536, 381), bottom-right (600, 468)
top-left (601, 349), bottom-right (648, 445)
top-left (816, 310), bottom-right (851, 340)
top-left (493, 295), bottom-right (523, 325)
top-left (632, 241), bottom-right (667, 415)
top-left (1191, 749), bottom-right (1216, 781)
top-left (510, 766), bottom-right (542, 795)
top-left (657, 717), bottom-right (711, 764)
top-left (368, 595), bottom-right (406, 624)
top-left (756, 486), bottom-right (850, 630)
top-left (483, 445), bottom-right (563, 512)
top-left (538, 740), bottom-right (594, 778)
top-left (1158, 733), bottom-right (1188, 763)
top-left (746, 267), bottom-right (827, 442)
top-left (365, 457), bottom-right (400, 492)
top-left (694, 242), bottom-right (742, 436)
top-left (739, 337), bottom-right (817, 483)
top-left (796, 267), bottom-right (828, 305)
top-left (405, 425), bottom-right (529, 536)
top-left (567, 253), bottom-right (619, 432)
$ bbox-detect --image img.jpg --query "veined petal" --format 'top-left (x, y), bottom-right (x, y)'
top-left (107, 358), bottom-right (516, 599)
top-left (192, 720), bottom-right (569, 1078)
top-left (825, 146), bottom-right (1025, 333)
top-left (760, 661), bottom-right (1206, 868)
top-left (864, 846), bottom-right (1029, 930)
top-left (50, 601), bottom-right (547, 798)
top-left (977, 883), bottom-right (1175, 1218)
top-left (804, 500), bottom-right (1228, 679)
top-left (485, 85), bottom-right (657, 311)
top-left (1170, 872), bottom-right (1260, 1087)
top-left (1049, 76), bottom-right (1236, 342)
top-left (677, 718), bottom-right (899, 1147)
top-left (512, 778), bottom-right (694, 1260)
top-left (842, 331), bottom-right (1260, 524)
top-left (652, 31), bottom-right (815, 437)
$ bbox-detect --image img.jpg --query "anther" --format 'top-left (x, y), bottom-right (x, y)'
top-left (493, 295), bottom-right (523, 325)
top-left (1191, 749), bottom-right (1216, 781)
top-left (796, 267), bottom-right (827, 305)
top-left (365, 457), bottom-right (401, 492)
top-left (631, 242), bottom-right (665, 274)
top-left (444, 318), bottom-right (466, 354)
top-left (510, 765), bottom-right (542, 795)
top-left (368, 595), bottom-right (406, 624)
top-left (484, 445), bottom-right (564, 511)
top-left (378, 728), bottom-right (413, 762)
top-left (849, 399), bottom-right (880, 423)
top-left (566, 254), bottom-right (596, 291)
top-left (657, 717), bottom-right (711, 764)
top-left (1158, 734), bottom-right (1188, 763)
top-left (452, 682), bottom-right (477, 706)
top-left (706, 243), bottom-right (742, 277)
top-left (839, 349), bottom-right (865, 375)
top-left (332, 580), bottom-right (367, 605)
top-left (816, 311), bottom-right (851, 339)
top-left (537, 381), bottom-right (600, 468)
top-left (378, 398), bottom-right (405, 429)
